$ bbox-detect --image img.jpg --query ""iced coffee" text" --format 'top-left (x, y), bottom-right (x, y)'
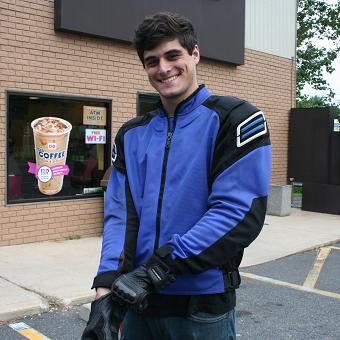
top-left (37, 147), bottom-right (65, 160)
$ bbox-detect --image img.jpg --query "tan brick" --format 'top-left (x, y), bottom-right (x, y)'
top-left (0, 3), bottom-right (293, 244)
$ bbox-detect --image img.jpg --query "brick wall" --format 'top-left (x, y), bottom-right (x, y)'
top-left (0, 0), bottom-right (295, 245)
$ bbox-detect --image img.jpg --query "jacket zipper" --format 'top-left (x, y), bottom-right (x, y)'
top-left (154, 117), bottom-right (176, 251)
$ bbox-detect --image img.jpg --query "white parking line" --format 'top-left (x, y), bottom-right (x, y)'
top-left (8, 322), bottom-right (51, 340)
top-left (242, 245), bottom-right (340, 299)
top-left (303, 247), bottom-right (331, 288)
top-left (240, 272), bottom-right (340, 300)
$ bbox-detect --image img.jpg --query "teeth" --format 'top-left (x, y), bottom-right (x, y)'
top-left (161, 75), bottom-right (178, 83)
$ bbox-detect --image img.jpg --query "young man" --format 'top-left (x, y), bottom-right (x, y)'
top-left (83, 12), bottom-right (271, 340)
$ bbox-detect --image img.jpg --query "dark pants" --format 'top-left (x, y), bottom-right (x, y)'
top-left (121, 308), bottom-right (236, 340)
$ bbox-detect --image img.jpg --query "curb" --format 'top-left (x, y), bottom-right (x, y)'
top-left (59, 294), bottom-right (95, 307)
top-left (0, 301), bottom-right (49, 323)
top-left (78, 303), bottom-right (91, 322)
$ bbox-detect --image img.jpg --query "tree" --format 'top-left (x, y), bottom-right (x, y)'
top-left (296, 95), bottom-right (340, 117)
top-left (297, 0), bottom-right (340, 105)
top-left (296, 95), bottom-right (331, 108)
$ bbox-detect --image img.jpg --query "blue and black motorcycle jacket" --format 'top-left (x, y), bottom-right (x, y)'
top-left (93, 85), bottom-right (271, 300)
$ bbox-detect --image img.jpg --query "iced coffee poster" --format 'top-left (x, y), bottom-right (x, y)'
top-left (28, 117), bottom-right (72, 195)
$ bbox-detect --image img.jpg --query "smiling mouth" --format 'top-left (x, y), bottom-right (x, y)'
top-left (160, 74), bottom-right (180, 84)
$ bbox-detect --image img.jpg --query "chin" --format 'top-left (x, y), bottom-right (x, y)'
top-left (160, 88), bottom-right (184, 99)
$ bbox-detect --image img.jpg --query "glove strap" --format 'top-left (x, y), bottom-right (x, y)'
top-left (147, 263), bottom-right (175, 289)
top-left (146, 245), bottom-right (176, 289)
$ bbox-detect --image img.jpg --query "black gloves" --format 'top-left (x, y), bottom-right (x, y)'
top-left (81, 293), bottom-right (126, 340)
top-left (111, 247), bottom-right (176, 313)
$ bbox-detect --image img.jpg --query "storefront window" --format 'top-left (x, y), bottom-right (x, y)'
top-left (7, 92), bottom-right (111, 204)
top-left (137, 92), bottom-right (159, 116)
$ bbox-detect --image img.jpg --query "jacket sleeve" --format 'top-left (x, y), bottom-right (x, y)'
top-left (92, 128), bottom-right (139, 288)
top-left (157, 99), bottom-right (272, 275)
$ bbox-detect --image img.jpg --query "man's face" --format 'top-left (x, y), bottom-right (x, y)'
top-left (143, 38), bottom-right (200, 106)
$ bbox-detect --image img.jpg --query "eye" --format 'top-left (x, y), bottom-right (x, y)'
top-left (167, 52), bottom-right (180, 60)
top-left (145, 58), bottom-right (158, 68)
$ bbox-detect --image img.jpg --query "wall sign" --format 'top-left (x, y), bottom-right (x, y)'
top-left (85, 129), bottom-right (106, 144)
top-left (83, 106), bottom-right (107, 126)
top-left (55, 0), bottom-right (245, 65)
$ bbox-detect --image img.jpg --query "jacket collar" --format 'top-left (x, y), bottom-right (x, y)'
top-left (158, 85), bottom-right (211, 118)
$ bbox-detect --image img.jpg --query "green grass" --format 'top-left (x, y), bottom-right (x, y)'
top-left (293, 185), bottom-right (303, 196)
top-left (66, 235), bottom-right (81, 240)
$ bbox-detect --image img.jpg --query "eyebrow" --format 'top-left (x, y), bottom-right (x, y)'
top-left (144, 49), bottom-right (183, 64)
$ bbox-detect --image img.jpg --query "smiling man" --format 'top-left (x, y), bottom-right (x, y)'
top-left (83, 12), bottom-right (271, 340)
top-left (143, 38), bottom-right (200, 116)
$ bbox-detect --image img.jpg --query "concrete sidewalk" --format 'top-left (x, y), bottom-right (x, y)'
top-left (1, 208), bottom-right (339, 322)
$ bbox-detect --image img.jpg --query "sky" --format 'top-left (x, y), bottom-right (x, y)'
top-left (302, 0), bottom-right (340, 105)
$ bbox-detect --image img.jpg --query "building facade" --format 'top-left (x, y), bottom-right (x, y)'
top-left (0, 0), bottom-right (297, 245)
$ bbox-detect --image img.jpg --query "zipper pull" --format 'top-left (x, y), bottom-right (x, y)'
top-left (165, 131), bottom-right (173, 149)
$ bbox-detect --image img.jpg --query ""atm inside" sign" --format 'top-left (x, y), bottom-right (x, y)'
top-left (83, 106), bottom-right (107, 126)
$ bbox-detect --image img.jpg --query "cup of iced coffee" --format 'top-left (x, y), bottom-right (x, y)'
top-left (31, 117), bottom-right (72, 195)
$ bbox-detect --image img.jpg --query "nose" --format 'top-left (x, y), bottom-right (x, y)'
top-left (158, 57), bottom-right (171, 74)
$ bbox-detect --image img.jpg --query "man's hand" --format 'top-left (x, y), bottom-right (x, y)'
top-left (95, 287), bottom-right (111, 300)
top-left (111, 265), bottom-right (151, 313)
top-left (81, 293), bottom-right (125, 340)
top-left (111, 252), bottom-right (175, 313)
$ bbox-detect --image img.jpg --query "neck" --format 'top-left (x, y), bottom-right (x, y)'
top-left (161, 85), bottom-right (199, 117)
top-left (162, 99), bottom-right (178, 117)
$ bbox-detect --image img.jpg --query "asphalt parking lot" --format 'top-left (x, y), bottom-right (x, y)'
top-left (237, 242), bottom-right (340, 339)
top-left (0, 243), bottom-right (339, 340)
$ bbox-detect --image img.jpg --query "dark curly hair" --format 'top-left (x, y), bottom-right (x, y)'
top-left (133, 12), bottom-right (198, 66)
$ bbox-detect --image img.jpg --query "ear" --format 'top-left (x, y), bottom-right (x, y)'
top-left (192, 45), bottom-right (200, 64)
